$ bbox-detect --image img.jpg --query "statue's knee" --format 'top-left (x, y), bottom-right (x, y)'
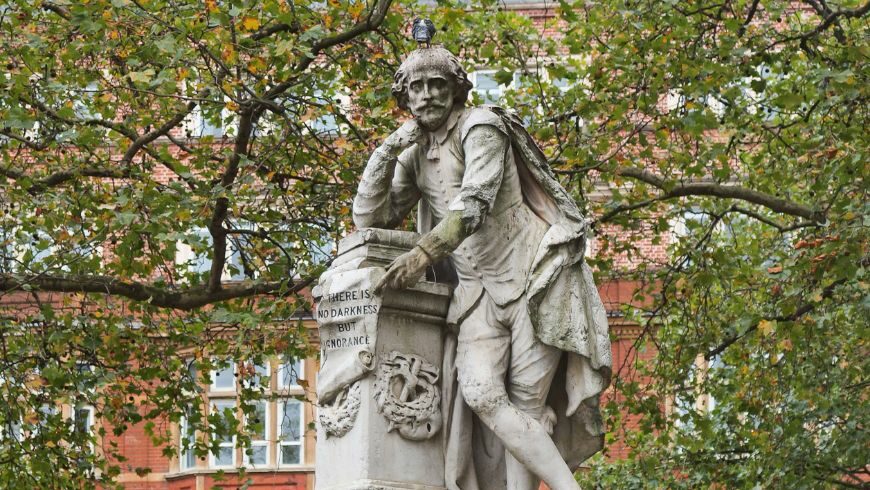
top-left (460, 378), bottom-right (508, 416)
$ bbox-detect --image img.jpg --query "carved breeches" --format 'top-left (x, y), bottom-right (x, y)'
top-left (455, 291), bottom-right (561, 422)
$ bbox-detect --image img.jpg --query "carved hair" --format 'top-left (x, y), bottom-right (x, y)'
top-left (391, 46), bottom-right (473, 110)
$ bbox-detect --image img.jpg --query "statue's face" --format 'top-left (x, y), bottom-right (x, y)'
top-left (406, 66), bottom-right (455, 131)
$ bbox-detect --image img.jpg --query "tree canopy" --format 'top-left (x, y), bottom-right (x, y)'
top-left (0, 0), bottom-right (867, 488)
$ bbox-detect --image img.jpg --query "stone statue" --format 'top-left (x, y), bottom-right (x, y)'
top-left (353, 29), bottom-right (611, 490)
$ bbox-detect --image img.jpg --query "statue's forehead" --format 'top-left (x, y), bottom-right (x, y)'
top-left (405, 64), bottom-right (450, 82)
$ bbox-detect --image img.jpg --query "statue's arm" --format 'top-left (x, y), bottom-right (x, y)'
top-left (416, 124), bottom-right (508, 261)
top-left (353, 124), bottom-right (422, 229)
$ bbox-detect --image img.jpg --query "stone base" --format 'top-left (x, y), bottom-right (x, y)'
top-left (319, 479), bottom-right (447, 490)
top-left (314, 230), bottom-right (451, 490)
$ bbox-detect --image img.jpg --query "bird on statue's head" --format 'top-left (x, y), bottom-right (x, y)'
top-left (411, 18), bottom-right (436, 47)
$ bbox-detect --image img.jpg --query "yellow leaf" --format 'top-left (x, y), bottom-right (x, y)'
top-left (241, 16), bottom-right (260, 31)
top-left (23, 411), bottom-right (40, 425)
top-left (349, 2), bottom-right (365, 20)
top-left (205, 0), bottom-right (219, 13)
top-left (758, 319), bottom-right (775, 336)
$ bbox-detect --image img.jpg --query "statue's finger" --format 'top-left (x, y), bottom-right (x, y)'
top-left (373, 274), bottom-right (389, 295)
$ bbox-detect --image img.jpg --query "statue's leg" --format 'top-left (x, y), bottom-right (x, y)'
top-left (504, 297), bottom-right (564, 490)
top-left (457, 295), bottom-right (579, 490)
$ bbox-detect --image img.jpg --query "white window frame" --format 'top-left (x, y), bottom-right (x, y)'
top-left (242, 400), bottom-right (270, 467)
top-left (277, 399), bottom-right (304, 466)
top-left (209, 399), bottom-right (237, 469)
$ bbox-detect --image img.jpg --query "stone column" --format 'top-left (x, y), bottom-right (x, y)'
top-left (313, 229), bottom-right (451, 490)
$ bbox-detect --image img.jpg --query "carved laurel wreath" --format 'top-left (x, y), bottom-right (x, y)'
top-left (373, 351), bottom-right (442, 441)
top-left (318, 380), bottom-right (361, 438)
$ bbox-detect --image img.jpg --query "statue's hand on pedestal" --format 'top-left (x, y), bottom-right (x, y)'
top-left (373, 246), bottom-right (432, 294)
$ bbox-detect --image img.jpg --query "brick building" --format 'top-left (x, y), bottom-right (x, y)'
top-left (0, 3), bottom-right (673, 489)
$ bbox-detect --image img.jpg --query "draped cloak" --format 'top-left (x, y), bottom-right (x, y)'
top-left (416, 106), bottom-right (613, 490)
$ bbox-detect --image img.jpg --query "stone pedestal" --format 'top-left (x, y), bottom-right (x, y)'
top-left (313, 229), bottom-right (451, 490)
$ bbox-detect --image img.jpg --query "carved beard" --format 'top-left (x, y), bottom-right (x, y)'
top-left (413, 103), bottom-right (451, 131)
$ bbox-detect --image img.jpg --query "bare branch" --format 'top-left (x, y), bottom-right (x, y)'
top-left (41, 2), bottom-right (71, 20)
top-left (612, 167), bottom-right (825, 223)
top-left (0, 164), bottom-right (129, 194)
top-left (0, 273), bottom-right (312, 311)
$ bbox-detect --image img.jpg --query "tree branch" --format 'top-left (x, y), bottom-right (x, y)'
top-left (772, 1), bottom-right (869, 47)
top-left (207, 108), bottom-right (254, 293)
top-left (264, 0), bottom-right (393, 100)
top-left (613, 167), bottom-right (825, 223)
top-left (705, 277), bottom-right (847, 360)
top-left (0, 273), bottom-right (312, 311)
top-left (249, 22), bottom-right (301, 42)
top-left (41, 2), bottom-right (71, 20)
top-left (0, 164), bottom-right (130, 195)
top-left (119, 95), bottom-right (203, 165)
top-left (738, 0), bottom-right (761, 38)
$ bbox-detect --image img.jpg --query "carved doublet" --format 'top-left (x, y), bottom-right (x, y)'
top-left (400, 107), bottom-right (548, 321)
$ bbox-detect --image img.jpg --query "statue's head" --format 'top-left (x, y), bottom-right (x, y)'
top-left (392, 46), bottom-right (473, 131)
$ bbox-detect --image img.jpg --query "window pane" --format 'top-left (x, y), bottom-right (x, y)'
top-left (74, 408), bottom-right (92, 434)
top-left (279, 359), bottom-right (302, 389)
top-left (180, 417), bottom-right (196, 470)
top-left (255, 362), bottom-right (269, 378)
top-left (475, 72), bottom-right (499, 90)
top-left (212, 361), bottom-right (235, 390)
top-left (280, 445), bottom-right (301, 465)
top-left (247, 402), bottom-right (267, 440)
top-left (212, 400), bottom-right (235, 444)
top-left (215, 446), bottom-right (234, 466)
top-left (248, 445), bottom-right (267, 465)
top-left (280, 401), bottom-right (302, 442)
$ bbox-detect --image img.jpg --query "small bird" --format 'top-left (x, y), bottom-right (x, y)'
top-left (412, 18), bottom-right (436, 47)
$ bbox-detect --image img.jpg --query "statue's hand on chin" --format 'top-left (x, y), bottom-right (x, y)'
top-left (384, 119), bottom-right (425, 152)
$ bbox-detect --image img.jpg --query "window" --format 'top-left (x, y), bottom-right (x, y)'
top-left (278, 400), bottom-right (303, 466)
top-left (471, 70), bottom-right (504, 104)
top-left (179, 413), bottom-right (197, 470)
top-left (244, 401), bottom-right (269, 466)
top-left (209, 399), bottom-right (236, 468)
top-left (177, 356), bottom-right (309, 472)
top-left (210, 360), bottom-right (235, 391)
top-left (176, 227), bottom-right (247, 281)
top-left (72, 405), bottom-right (95, 453)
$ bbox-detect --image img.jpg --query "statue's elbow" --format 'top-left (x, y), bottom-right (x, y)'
top-left (352, 205), bottom-right (384, 230)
